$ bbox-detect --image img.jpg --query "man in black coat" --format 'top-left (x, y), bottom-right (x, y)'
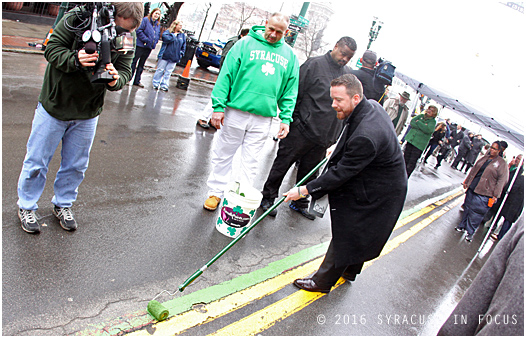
top-left (452, 131), bottom-right (474, 170)
top-left (260, 36), bottom-right (357, 219)
top-left (350, 50), bottom-right (384, 102)
top-left (284, 74), bottom-right (408, 292)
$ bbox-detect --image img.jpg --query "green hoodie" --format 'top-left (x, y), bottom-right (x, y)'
top-left (211, 25), bottom-right (299, 125)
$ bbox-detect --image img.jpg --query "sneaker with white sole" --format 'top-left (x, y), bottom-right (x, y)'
top-left (53, 205), bottom-right (78, 231)
top-left (18, 208), bottom-right (41, 233)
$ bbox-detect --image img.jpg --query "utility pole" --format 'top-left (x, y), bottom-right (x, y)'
top-left (198, 3), bottom-right (212, 42)
top-left (285, 2), bottom-right (310, 47)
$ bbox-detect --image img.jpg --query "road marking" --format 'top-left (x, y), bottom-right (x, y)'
top-left (208, 198), bottom-right (463, 336)
top-left (123, 191), bottom-right (462, 336)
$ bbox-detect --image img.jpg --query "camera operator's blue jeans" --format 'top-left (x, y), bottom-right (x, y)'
top-left (17, 103), bottom-right (98, 211)
top-left (152, 59), bottom-right (176, 90)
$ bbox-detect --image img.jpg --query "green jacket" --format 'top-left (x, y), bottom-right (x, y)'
top-left (211, 25), bottom-right (299, 125)
top-left (405, 114), bottom-right (437, 151)
top-left (39, 7), bottom-right (135, 121)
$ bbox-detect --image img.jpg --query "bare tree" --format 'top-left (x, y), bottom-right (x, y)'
top-left (160, 2), bottom-right (184, 30)
top-left (296, 17), bottom-right (329, 59)
top-left (236, 3), bottom-right (258, 35)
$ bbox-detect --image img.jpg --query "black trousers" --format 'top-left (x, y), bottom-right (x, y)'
top-left (131, 46), bottom-right (153, 85)
top-left (312, 240), bottom-right (364, 288)
top-left (262, 124), bottom-right (326, 208)
top-left (403, 142), bottom-right (423, 178)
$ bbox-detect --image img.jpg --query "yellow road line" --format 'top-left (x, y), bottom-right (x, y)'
top-left (128, 193), bottom-right (462, 336)
top-left (209, 198), bottom-right (463, 336)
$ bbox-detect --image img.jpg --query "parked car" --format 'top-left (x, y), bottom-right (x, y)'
top-left (195, 41), bottom-right (225, 69)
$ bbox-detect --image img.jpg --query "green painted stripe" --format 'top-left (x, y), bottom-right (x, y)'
top-left (78, 187), bottom-right (462, 335)
top-left (77, 242), bottom-right (329, 335)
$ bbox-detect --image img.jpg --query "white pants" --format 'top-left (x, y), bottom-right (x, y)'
top-left (197, 99), bottom-right (214, 121)
top-left (207, 107), bottom-right (272, 197)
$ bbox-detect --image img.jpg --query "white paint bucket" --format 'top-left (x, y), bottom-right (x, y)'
top-left (216, 181), bottom-right (263, 238)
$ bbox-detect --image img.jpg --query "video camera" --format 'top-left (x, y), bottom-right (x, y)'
top-left (71, 2), bottom-right (134, 83)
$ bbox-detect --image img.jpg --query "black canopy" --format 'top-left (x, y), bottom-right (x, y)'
top-left (395, 71), bottom-right (524, 149)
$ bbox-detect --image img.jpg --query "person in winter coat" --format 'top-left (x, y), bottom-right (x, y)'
top-left (259, 36), bottom-right (357, 220)
top-left (492, 155), bottom-right (524, 240)
top-left (152, 20), bottom-right (186, 91)
top-left (203, 13), bottom-right (300, 211)
top-left (403, 106), bottom-right (438, 177)
top-left (461, 134), bottom-right (484, 173)
top-left (455, 141), bottom-right (509, 242)
top-left (382, 91), bottom-right (411, 136)
top-left (284, 74), bottom-right (407, 293)
top-left (16, 3), bottom-right (143, 234)
top-left (434, 138), bottom-right (452, 169)
top-left (130, 8), bottom-right (161, 88)
top-left (452, 131), bottom-right (474, 170)
top-left (423, 122), bottom-right (446, 164)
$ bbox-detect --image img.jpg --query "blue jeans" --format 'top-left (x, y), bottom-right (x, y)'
top-left (152, 59), bottom-right (176, 90)
top-left (17, 103), bottom-right (99, 210)
top-left (458, 189), bottom-right (491, 236)
top-left (131, 46), bottom-right (153, 85)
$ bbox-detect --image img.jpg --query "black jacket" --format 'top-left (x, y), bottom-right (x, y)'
top-left (307, 98), bottom-right (408, 267)
top-left (292, 51), bottom-right (351, 147)
top-left (351, 67), bottom-right (384, 102)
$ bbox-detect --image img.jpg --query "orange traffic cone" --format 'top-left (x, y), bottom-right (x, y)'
top-left (182, 60), bottom-right (191, 78)
top-left (177, 60), bottom-right (191, 90)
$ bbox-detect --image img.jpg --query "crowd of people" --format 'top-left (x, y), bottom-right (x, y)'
top-left (14, 5), bottom-right (522, 313)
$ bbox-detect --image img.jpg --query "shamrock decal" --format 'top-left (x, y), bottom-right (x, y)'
top-left (227, 227), bottom-right (237, 236)
top-left (249, 209), bottom-right (255, 217)
top-left (223, 198), bottom-right (228, 206)
top-left (217, 217), bottom-right (223, 225)
top-left (233, 206), bottom-right (243, 214)
top-left (261, 62), bottom-right (275, 76)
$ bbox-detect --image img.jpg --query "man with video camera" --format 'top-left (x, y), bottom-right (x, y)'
top-left (16, 3), bottom-right (143, 234)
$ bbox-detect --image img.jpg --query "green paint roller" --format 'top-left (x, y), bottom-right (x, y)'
top-left (147, 300), bottom-right (169, 321)
top-left (146, 158), bottom-right (328, 321)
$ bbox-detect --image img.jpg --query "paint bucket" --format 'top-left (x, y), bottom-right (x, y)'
top-left (216, 181), bottom-right (263, 238)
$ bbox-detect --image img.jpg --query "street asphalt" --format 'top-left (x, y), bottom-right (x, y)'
top-left (3, 16), bottom-right (520, 336)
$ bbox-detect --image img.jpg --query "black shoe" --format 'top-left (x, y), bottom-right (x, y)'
top-left (197, 119), bottom-right (210, 129)
top-left (293, 278), bottom-right (331, 293)
top-left (18, 209), bottom-right (41, 233)
top-left (53, 205), bottom-right (77, 231)
top-left (465, 233), bottom-right (473, 242)
top-left (160, 87), bottom-right (168, 92)
top-left (289, 202), bottom-right (315, 220)
top-left (455, 227), bottom-right (464, 232)
top-left (260, 198), bottom-right (277, 217)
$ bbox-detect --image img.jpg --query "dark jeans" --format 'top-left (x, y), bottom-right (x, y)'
top-left (312, 240), bottom-right (364, 288)
top-left (452, 147), bottom-right (469, 169)
top-left (458, 189), bottom-right (491, 236)
top-left (498, 218), bottom-right (514, 240)
top-left (131, 46), bottom-right (153, 85)
top-left (435, 153), bottom-right (447, 167)
top-left (262, 125), bottom-right (326, 208)
top-left (403, 142), bottom-right (423, 178)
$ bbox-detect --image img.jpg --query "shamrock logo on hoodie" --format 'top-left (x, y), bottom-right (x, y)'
top-left (262, 62), bottom-right (275, 76)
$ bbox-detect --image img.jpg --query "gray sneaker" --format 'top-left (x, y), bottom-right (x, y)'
top-left (18, 209), bottom-right (41, 233)
top-left (53, 205), bottom-right (77, 231)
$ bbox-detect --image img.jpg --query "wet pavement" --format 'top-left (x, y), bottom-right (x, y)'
top-left (2, 18), bottom-right (520, 336)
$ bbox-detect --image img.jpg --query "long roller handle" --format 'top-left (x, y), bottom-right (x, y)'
top-left (178, 157), bottom-right (328, 291)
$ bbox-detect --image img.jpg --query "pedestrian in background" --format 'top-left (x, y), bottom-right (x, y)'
top-left (351, 50), bottom-right (384, 102)
top-left (203, 13), bottom-right (300, 211)
top-left (259, 36), bottom-right (357, 220)
top-left (16, 3), bottom-right (143, 234)
top-left (422, 122), bottom-right (447, 165)
top-left (452, 131), bottom-right (474, 170)
top-left (130, 7), bottom-right (161, 88)
top-left (285, 74), bottom-right (407, 293)
top-left (152, 20), bottom-right (186, 92)
top-left (434, 138), bottom-right (452, 169)
top-left (383, 91), bottom-right (411, 136)
top-left (403, 105), bottom-right (438, 177)
top-left (461, 133), bottom-right (484, 173)
top-left (455, 141), bottom-right (508, 242)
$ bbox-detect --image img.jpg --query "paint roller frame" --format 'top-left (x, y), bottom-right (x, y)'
top-left (147, 157), bottom-right (328, 321)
